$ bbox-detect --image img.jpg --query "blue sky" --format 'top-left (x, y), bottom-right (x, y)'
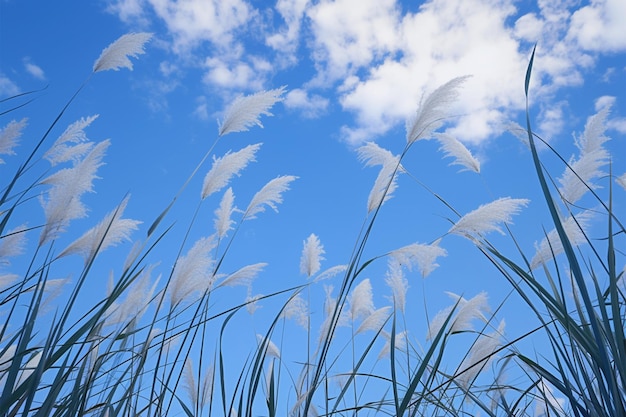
top-left (1, 0), bottom-right (626, 413)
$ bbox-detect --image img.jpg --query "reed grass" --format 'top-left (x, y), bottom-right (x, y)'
top-left (0, 36), bottom-right (623, 417)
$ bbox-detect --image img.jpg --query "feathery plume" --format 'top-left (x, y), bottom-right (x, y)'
top-left (356, 306), bottom-right (391, 334)
top-left (434, 133), bottom-right (480, 173)
top-left (348, 279), bottom-right (375, 322)
top-left (183, 358), bottom-right (198, 406)
top-left (389, 240), bottom-right (447, 278)
top-left (39, 140), bottom-right (110, 244)
top-left (93, 32), bottom-right (153, 73)
top-left (357, 142), bottom-right (402, 213)
top-left (59, 196), bottom-right (141, 261)
top-left (557, 106), bottom-right (611, 203)
top-left (427, 292), bottom-right (490, 340)
top-left (169, 235), bottom-right (217, 306)
top-left (449, 197), bottom-right (529, 239)
top-left (0, 224), bottom-right (27, 260)
top-left (219, 262), bottom-right (267, 288)
top-left (300, 233), bottom-right (325, 277)
top-left (245, 289), bottom-right (263, 314)
top-left (378, 330), bottom-right (407, 359)
top-left (313, 264), bottom-right (347, 283)
top-left (218, 87), bottom-right (286, 136)
top-left (244, 175), bottom-right (297, 219)
top-left (406, 76), bottom-right (470, 144)
top-left (214, 188), bottom-right (237, 238)
top-left (385, 260), bottom-right (408, 312)
top-left (44, 115), bottom-right (98, 165)
top-left (281, 293), bottom-right (309, 328)
top-left (530, 211), bottom-right (593, 269)
top-left (0, 118), bottom-right (27, 163)
top-left (455, 319), bottom-right (505, 388)
top-left (104, 265), bottom-right (159, 327)
top-left (257, 334), bottom-right (281, 359)
top-left (201, 143), bottom-right (262, 199)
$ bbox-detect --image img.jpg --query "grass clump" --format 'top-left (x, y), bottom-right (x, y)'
top-left (0, 36), bottom-right (624, 417)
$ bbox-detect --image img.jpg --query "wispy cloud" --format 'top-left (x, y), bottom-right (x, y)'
top-left (23, 58), bottom-right (45, 80)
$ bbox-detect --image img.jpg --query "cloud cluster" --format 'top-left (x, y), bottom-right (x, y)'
top-left (105, 0), bottom-right (626, 144)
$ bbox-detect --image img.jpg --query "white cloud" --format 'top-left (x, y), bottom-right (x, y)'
top-left (284, 88), bottom-right (329, 118)
top-left (0, 74), bottom-right (20, 97)
top-left (568, 0), bottom-right (626, 52)
top-left (24, 60), bottom-right (45, 80)
top-left (106, 0), bottom-right (625, 144)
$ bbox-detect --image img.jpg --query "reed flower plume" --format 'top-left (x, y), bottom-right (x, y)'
top-left (243, 175), bottom-right (297, 219)
top-left (0, 224), bottom-right (27, 260)
top-left (406, 76), bottom-right (470, 144)
top-left (385, 260), bottom-right (408, 312)
top-left (455, 319), bottom-right (505, 389)
top-left (44, 115), bottom-right (99, 165)
top-left (218, 262), bottom-right (267, 288)
top-left (201, 143), bottom-right (262, 199)
top-left (348, 278), bottom-right (375, 322)
top-left (300, 233), bottom-right (325, 277)
top-left (59, 195), bottom-right (141, 261)
top-left (0, 118), bottom-right (27, 163)
top-left (357, 142), bottom-right (402, 213)
top-left (378, 330), bottom-right (407, 359)
top-left (169, 235), bottom-right (218, 306)
top-left (93, 32), bottom-right (153, 73)
top-left (434, 132), bottom-right (480, 173)
top-left (617, 173), bottom-right (626, 190)
top-left (103, 264), bottom-right (159, 327)
top-left (214, 187), bottom-right (237, 238)
top-left (355, 306), bottom-right (391, 335)
top-left (530, 211), bottom-right (593, 269)
top-left (257, 334), bottom-right (281, 359)
top-left (557, 105), bottom-right (611, 204)
top-left (449, 197), bottom-right (529, 239)
top-left (281, 293), bottom-right (309, 328)
top-left (389, 240), bottom-right (447, 278)
top-left (218, 87), bottom-right (286, 136)
top-left (427, 291), bottom-right (490, 340)
top-left (39, 140), bottom-right (110, 244)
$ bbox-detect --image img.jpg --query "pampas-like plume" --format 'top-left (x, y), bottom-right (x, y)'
top-left (449, 197), bottom-right (529, 239)
top-left (557, 106), bottom-right (611, 204)
top-left (44, 115), bottom-right (99, 165)
top-left (530, 211), bottom-right (593, 269)
top-left (0, 118), bottom-right (27, 163)
top-left (214, 188), bottom-right (237, 238)
top-left (93, 32), bottom-right (153, 73)
top-left (39, 140), bottom-right (110, 244)
top-left (103, 265), bottom-right (159, 327)
top-left (357, 142), bottom-right (402, 213)
top-left (434, 132), bottom-right (480, 173)
top-left (169, 235), bottom-right (217, 306)
top-left (201, 143), bottom-right (262, 199)
top-left (281, 293), bottom-right (309, 328)
top-left (300, 233), bottom-right (325, 277)
top-left (389, 240), bottom-right (447, 278)
top-left (348, 278), bottom-right (375, 322)
top-left (455, 319), bottom-right (505, 389)
top-left (257, 334), bottom-right (281, 359)
top-left (59, 196), bottom-right (141, 262)
top-left (244, 175), bottom-right (297, 219)
top-left (313, 264), bottom-right (347, 283)
top-left (356, 306), bottom-right (391, 334)
top-left (218, 87), bottom-right (286, 136)
top-left (385, 260), bottom-right (408, 313)
top-left (0, 224), bottom-right (27, 260)
top-left (426, 292), bottom-right (490, 340)
top-left (406, 76), bottom-right (470, 144)
top-left (219, 262), bottom-right (267, 288)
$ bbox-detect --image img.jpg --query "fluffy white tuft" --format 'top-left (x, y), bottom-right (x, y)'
top-left (300, 233), bottom-right (325, 277)
top-left (93, 32), bottom-right (153, 73)
top-left (202, 143), bottom-right (262, 199)
top-left (389, 240), bottom-right (447, 278)
top-left (449, 197), bottom-right (529, 239)
top-left (244, 175), bottom-right (297, 219)
top-left (218, 87), bottom-right (286, 136)
top-left (0, 118), bottom-right (27, 163)
top-left (434, 133), bottom-right (480, 173)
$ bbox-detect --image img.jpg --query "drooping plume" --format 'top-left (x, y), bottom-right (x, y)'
top-left (406, 76), bottom-right (470, 144)
top-left (244, 175), bottom-right (297, 219)
top-left (214, 188), bottom-right (237, 238)
top-left (449, 197), bottom-right (529, 239)
top-left (93, 32), bottom-right (153, 73)
top-left (389, 240), bottom-right (447, 278)
top-left (434, 133), bottom-right (480, 173)
top-left (218, 87), bottom-right (286, 136)
top-left (169, 235), bottom-right (218, 306)
top-left (44, 115), bottom-right (99, 166)
top-left (357, 142), bottom-right (402, 213)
